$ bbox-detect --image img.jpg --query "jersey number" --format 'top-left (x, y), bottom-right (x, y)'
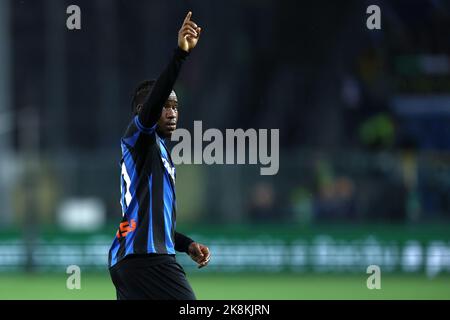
top-left (121, 162), bottom-right (132, 215)
top-left (116, 219), bottom-right (136, 238)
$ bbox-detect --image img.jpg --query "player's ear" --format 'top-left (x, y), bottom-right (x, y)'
top-left (137, 104), bottom-right (143, 114)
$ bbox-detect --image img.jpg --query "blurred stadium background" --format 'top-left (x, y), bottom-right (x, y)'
top-left (0, 0), bottom-right (450, 299)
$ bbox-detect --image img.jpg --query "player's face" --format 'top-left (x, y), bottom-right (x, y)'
top-left (157, 97), bottom-right (178, 138)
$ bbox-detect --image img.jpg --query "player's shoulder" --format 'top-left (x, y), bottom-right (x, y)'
top-left (121, 116), bottom-right (157, 148)
top-left (123, 116), bottom-right (139, 136)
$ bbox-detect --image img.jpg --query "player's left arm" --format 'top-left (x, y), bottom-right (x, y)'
top-left (175, 231), bottom-right (211, 269)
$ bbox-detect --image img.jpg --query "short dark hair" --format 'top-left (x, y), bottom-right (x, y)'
top-left (131, 79), bottom-right (156, 115)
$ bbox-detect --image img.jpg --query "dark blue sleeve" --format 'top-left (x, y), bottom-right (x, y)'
top-left (175, 231), bottom-right (194, 253)
top-left (122, 115), bottom-right (157, 148)
top-left (138, 48), bottom-right (189, 129)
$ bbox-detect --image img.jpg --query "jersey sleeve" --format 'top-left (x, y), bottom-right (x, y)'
top-left (134, 115), bottom-right (157, 135)
top-left (121, 115), bottom-right (157, 149)
top-left (138, 48), bottom-right (189, 128)
top-left (175, 231), bottom-right (194, 253)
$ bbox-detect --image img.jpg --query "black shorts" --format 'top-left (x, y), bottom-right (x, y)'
top-left (109, 254), bottom-right (196, 300)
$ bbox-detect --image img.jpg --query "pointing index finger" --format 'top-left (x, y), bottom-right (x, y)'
top-left (183, 11), bottom-right (192, 24)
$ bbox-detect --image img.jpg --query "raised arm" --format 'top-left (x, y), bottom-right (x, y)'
top-left (138, 11), bottom-right (202, 128)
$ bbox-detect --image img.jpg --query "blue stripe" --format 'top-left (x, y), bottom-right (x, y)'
top-left (147, 175), bottom-right (156, 253)
top-left (162, 166), bottom-right (175, 254)
top-left (134, 115), bottom-right (157, 134)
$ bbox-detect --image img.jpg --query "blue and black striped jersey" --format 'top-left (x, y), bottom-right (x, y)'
top-left (108, 48), bottom-right (194, 268)
top-left (109, 116), bottom-right (177, 267)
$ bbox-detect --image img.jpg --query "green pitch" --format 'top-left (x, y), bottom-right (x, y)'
top-left (0, 273), bottom-right (449, 300)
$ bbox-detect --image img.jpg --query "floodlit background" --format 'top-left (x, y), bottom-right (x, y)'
top-left (0, 0), bottom-right (450, 299)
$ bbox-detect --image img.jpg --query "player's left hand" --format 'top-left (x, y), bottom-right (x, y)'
top-left (188, 242), bottom-right (211, 269)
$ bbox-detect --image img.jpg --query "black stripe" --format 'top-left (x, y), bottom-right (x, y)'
top-left (152, 147), bottom-right (167, 253)
top-left (116, 228), bottom-right (126, 261)
top-left (132, 134), bottom-right (151, 254)
top-left (171, 201), bottom-right (176, 245)
top-left (108, 247), bottom-right (112, 266)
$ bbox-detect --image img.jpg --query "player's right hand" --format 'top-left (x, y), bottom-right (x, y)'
top-left (178, 11), bottom-right (202, 52)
